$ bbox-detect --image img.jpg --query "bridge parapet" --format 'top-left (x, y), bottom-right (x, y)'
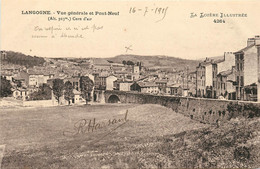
top-left (104, 90), bottom-right (260, 124)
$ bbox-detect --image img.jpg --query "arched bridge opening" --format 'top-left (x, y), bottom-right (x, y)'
top-left (108, 95), bottom-right (120, 103)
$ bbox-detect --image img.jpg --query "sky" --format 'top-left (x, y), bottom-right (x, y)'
top-left (1, 0), bottom-right (260, 60)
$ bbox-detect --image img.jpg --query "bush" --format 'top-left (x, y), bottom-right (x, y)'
top-left (227, 102), bottom-right (260, 119)
top-left (28, 84), bottom-right (51, 100)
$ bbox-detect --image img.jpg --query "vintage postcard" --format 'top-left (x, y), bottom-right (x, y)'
top-left (1, 0), bottom-right (260, 168)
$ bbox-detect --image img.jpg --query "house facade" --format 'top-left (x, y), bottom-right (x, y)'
top-left (234, 36), bottom-right (260, 101)
top-left (216, 67), bottom-right (236, 100)
top-left (196, 59), bottom-right (212, 97)
top-left (106, 75), bottom-right (117, 90)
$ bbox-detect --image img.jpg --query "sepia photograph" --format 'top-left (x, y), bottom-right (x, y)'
top-left (0, 0), bottom-right (260, 168)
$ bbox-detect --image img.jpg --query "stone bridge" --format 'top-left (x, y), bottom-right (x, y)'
top-left (104, 90), bottom-right (260, 124)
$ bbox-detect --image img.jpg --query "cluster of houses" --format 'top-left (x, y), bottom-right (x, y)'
top-left (1, 51), bottom-right (194, 103)
top-left (196, 35), bottom-right (260, 102)
top-left (1, 35), bottom-right (260, 103)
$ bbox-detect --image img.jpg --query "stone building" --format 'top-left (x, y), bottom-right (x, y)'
top-left (216, 66), bottom-right (236, 100)
top-left (106, 75), bottom-right (117, 90)
top-left (234, 36), bottom-right (260, 101)
top-left (196, 58), bottom-right (212, 97)
top-left (196, 52), bottom-right (236, 99)
top-left (212, 52), bottom-right (236, 98)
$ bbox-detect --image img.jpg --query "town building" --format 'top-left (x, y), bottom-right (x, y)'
top-left (196, 52), bottom-right (236, 98)
top-left (106, 75), bottom-right (117, 90)
top-left (138, 82), bottom-right (159, 94)
top-left (216, 67), bottom-right (236, 100)
top-left (155, 79), bottom-right (168, 93)
top-left (94, 74), bottom-right (107, 90)
top-left (234, 36), bottom-right (260, 101)
top-left (196, 58), bottom-right (213, 97)
top-left (18, 69), bottom-right (52, 87)
top-left (119, 81), bottom-right (133, 91)
top-left (64, 76), bottom-right (81, 91)
top-left (166, 84), bottom-right (182, 96)
top-left (187, 71), bottom-right (197, 96)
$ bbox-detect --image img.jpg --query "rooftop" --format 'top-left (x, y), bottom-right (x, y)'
top-left (138, 82), bottom-right (158, 87)
top-left (234, 44), bottom-right (255, 54)
top-left (218, 69), bottom-right (233, 76)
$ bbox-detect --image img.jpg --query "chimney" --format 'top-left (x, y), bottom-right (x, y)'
top-left (255, 35), bottom-right (260, 46)
top-left (247, 37), bottom-right (255, 46)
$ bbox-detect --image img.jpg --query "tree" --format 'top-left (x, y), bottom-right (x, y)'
top-left (29, 84), bottom-right (51, 100)
top-left (64, 81), bottom-right (74, 105)
top-left (0, 76), bottom-right (12, 97)
top-left (3, 51), bottom-right (45, 67)
top-left (126, 60), bottom-right (134, 65)
top-left (52, 79), bottom-right (64, 104)
top-left (122, 60), bottom-right (126, 65)
top-left (80, 76), bottom-right (94, 104)
top-left (13, 79), bottom-right (22, 88)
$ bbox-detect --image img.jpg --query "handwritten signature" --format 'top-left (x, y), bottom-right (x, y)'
top-left (63, 110), bottom-right (128, 137)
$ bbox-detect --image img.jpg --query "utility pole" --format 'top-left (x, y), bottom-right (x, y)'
top-left (182, 72), bottom-right (184, 89)
top-left (186, 66), bottom-right (189, 90)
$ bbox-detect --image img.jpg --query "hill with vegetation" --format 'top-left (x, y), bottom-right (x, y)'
top-left (107, 54), bottom-right (201, 71)
top-left (1, 51), bottom-right (45, 67)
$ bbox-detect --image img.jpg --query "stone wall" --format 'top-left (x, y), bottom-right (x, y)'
top-left (104, 90), bottom-right (260, 124)
top-left (23, 100), bottom-right (54, 107)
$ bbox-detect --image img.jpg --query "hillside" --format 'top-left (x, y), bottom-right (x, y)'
top-left (1, 104), bottom-right (259, 168)
top-left (107, 54), bottom-right (201, 71)
top-left (1, 51), bottom-right (45, 68)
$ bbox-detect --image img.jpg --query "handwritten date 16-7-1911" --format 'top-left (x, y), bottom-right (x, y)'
top-left (129, 6), bottom-right (168, 23)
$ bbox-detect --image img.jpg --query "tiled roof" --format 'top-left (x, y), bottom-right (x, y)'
top-left (213, 59), bottom-right (225, 64)
top-left (155, 80), bottom-right (168, 83)
top-left (138, 82), bottom-right (158, 87)
top-left (218, 70), bottom-right (232, 76)
top-left (27, 69), bottom-right (44, 75)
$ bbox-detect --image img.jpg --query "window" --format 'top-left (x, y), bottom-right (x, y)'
top-left (236, 55), bottom-right (239, 60)
top-left (241, 76), bottom-right (244, 86)
top-left (240, 54), bottom-right (244, 60)
top-left (240, 63), bottom-right (243, 71)
top-left (237, 63), bottom-right (240, 71)
top-left (237, 76), bottom-right (239, 85)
